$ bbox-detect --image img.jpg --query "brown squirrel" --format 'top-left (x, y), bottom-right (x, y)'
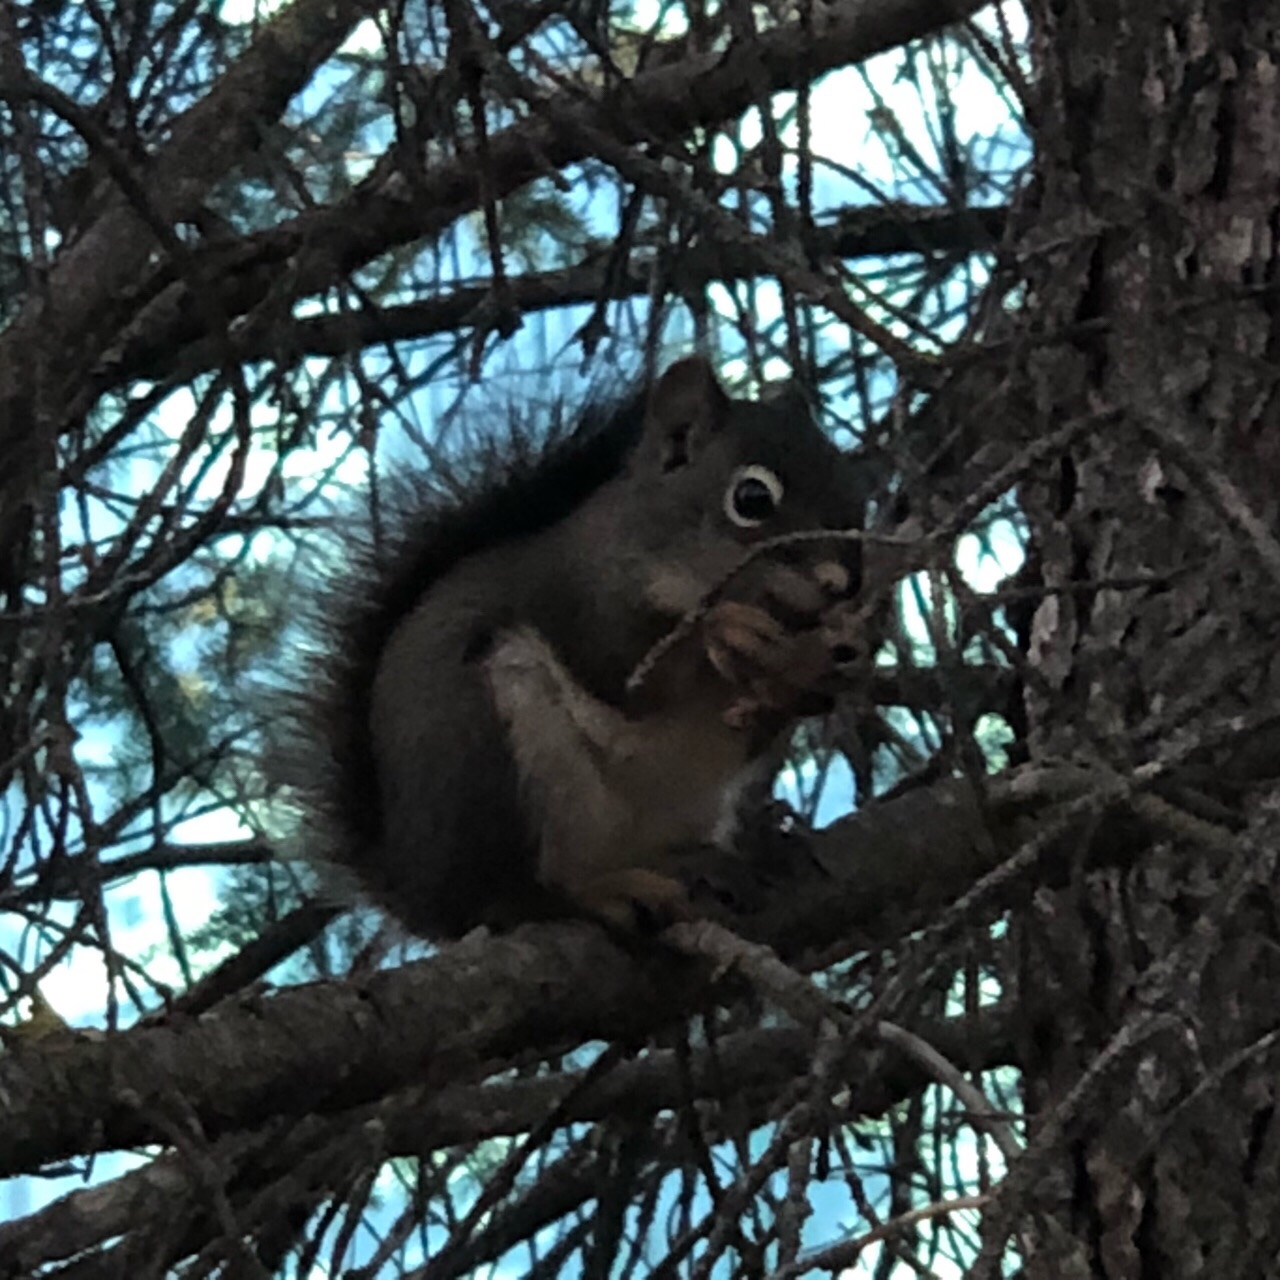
top-left (287, 356), bottom-right (863, 939)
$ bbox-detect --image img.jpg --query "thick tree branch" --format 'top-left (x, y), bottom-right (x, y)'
top-left (101, 0), bottom-right (991, 399)
top-left (0, 0), bottom-right (383, 502)
top-left (1, 651), bottom-right (1267, 1187)
top-left (0, 1011), bottom-right (1015, 1274)
top-left (116, 205), bottom-right (1006, 382)
top-left (1, 738), bottom-right (1261, 1245)
top-left (0, 920), bottom-right (685, 1179)
top-left (0, 759), bottom-right (1039, 1181)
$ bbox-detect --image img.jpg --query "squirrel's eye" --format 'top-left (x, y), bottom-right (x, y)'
top-left (725, 465), bottom-right (784, 528)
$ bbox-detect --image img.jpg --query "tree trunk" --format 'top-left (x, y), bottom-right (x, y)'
top-left (1011, 1), bottom-right (1280, 1273)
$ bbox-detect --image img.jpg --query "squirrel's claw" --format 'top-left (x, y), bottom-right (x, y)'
top-left (571, 868), bottom-right (695, 932)
top-left (703, 600), bottom-right (835, 725)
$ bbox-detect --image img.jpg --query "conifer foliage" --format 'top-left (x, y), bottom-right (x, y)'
top-left (2, 1), bottom-right (1278, 1275)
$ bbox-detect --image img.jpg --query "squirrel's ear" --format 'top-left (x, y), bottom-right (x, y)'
top-left (641, 356), bottom-right (729, 472)
top-left (761, 377), bottom-right (815, 420)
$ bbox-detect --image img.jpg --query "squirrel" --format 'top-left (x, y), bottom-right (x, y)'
top-left (284, 356), bottom-right (864, 939)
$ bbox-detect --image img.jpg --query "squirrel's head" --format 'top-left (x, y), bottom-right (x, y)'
top-left (606, 355), bottom-right (863, 616)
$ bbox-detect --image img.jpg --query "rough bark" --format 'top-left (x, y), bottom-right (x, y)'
top-left (0, 770), bottom-right (1021, 1180)
top-left (1001, 2), bottom-right (1280, 1273)
top-left (0, 738), bottom-right (1244, 1187)
top-left (0, 1012), bottom-right (1015, 1276)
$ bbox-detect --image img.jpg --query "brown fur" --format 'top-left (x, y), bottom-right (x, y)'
top-left (287, 357), bottom-right (863, 938)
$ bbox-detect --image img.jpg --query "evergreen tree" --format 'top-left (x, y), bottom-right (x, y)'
top-left (2, 1), bottom-right (1274, 1275)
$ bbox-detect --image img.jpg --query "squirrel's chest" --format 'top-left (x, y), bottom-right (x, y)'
top-left (483, 627), bottom-right (756, 886)
top-left (535, 707), bottom-right (757, 888)
top-left (612, 710), bottom-right (754, 847)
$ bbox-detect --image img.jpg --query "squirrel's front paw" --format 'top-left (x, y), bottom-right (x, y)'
top-left (571, 868), bottom-right (695, 933)
top-left (703, 600), bottom-right (834, 725)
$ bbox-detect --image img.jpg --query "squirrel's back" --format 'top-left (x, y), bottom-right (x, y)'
top-left (271, 390), bottom-right (647, 933)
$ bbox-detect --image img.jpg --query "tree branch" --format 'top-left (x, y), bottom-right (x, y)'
top-left (115, 205), bottom-right (1006, 383)
top-left (0, 757), bottom-right (1034, 1181)
top-left (2, 679), bottom-right (1265, 1186)
top-left (0, 840), bottom-right (276, 910)
top-left (0, 0), bottom-right (382, 495)
top-left (101, 0), bottom-right (991, 400)
top-left (0, 1011), bottom-right (1015, 1274)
